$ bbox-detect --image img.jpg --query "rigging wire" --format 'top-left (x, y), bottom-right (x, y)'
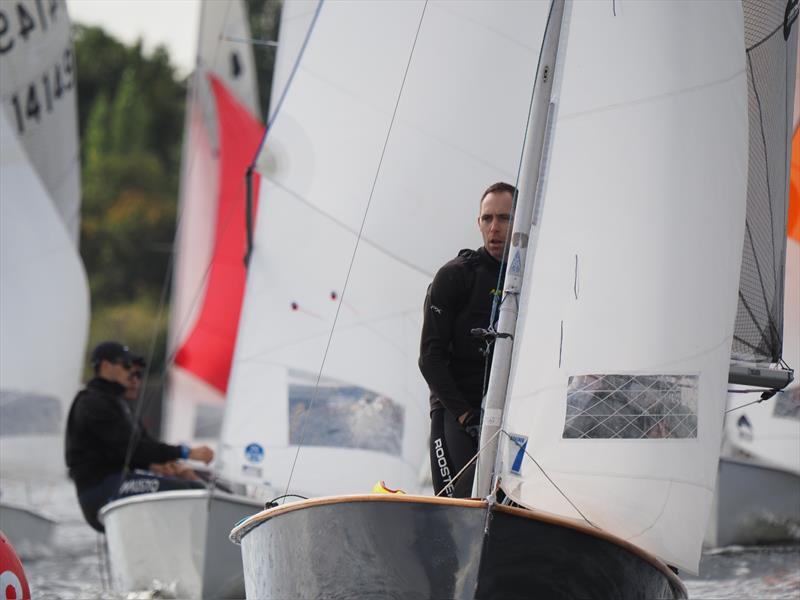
top-left (725, 388), bottom-right (785, 414)
top-left (433, 427), bottom-right (597, 530)
top-left (280, 0), bottom-right (430, 500)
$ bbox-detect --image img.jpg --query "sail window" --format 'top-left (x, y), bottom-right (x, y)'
top-left (0, 390), bottom-right (61, 435)
top-left (563, 374), bottom-right (698, 439)
top-left (288, 373), bottom-right (404, 456)
top-left (773, 387), bottom-right (800, 421)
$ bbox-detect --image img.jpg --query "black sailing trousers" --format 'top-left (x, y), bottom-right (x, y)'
top-left (429, 408), bottom-right (478, 498)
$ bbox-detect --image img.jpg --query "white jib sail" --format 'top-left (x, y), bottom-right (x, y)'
top-left (0, 110), bottom-right (89, 481)
top-left (0, 0), bottom-right (81, 243)
top-left (498, 1), bottom-right (748, 573)
top-left (163, 0), bottom-right (260, 445)
top-left (220, 0), bottom-right (550, 494)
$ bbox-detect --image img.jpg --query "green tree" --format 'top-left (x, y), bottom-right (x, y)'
top-left (83, 92), bottom-right (109, 176)
top-left (109, 67), bottom-right (149, 155)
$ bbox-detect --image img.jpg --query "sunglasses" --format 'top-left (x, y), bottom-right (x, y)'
top-left (116, 359), bottom-right (133, 370)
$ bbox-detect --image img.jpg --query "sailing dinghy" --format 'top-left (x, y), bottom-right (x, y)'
top-left (231, 0), bottom-right (798, 597)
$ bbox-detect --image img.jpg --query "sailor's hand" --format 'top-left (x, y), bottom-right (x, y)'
top-left (172, 462), bottom-right (201, 481)
top-left (149, 462), bottom-right (178, 476)
top-left (461, 411), bottom-right (481, 443)
top-left (189, 445), bottom-right (214, 464)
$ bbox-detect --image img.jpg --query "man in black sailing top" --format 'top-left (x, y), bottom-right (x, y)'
top-left (419, 182), bottom-right (514, 497)
top-left (65, 341), bottom-right (214, 531)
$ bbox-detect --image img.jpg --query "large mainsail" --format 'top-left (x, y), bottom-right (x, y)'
top-left (218, 0), bottom-right (550, 494)
top-left (163, 0), bottom-right (263, 445)
top-left (0, 0), bottom-right (81, 243)
top-left (496, 1), bottom-right (749, 573)
top-left (0, 0), bottom-right (88, 482)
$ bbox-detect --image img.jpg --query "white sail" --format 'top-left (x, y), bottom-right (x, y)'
top-left (0, 110), bottom-right (89, 480)
top-left (0, 0), bottom-right (81, 242)
top-left (497, 1), bottom-right (748, 573)
top-left (163, 0), bottom-right (261, 445)
top-left (219, 0), bottom-right (550, 494)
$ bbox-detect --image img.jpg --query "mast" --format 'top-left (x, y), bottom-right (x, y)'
top-left (475, 0), bottom-right (567, 498)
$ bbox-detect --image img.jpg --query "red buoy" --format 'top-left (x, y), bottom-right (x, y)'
top-left (0, 531), bottom-right (30, 600)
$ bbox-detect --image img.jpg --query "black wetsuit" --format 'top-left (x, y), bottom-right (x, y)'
top-left (65, 377), bottom-right (203, 531)
top-left (419, 247), bottom-right (503, 497)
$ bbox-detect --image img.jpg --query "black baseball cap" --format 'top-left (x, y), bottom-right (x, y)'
top-left (90, 341), bottom-right (134, 368)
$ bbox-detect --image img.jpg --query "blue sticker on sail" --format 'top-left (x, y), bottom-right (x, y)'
top-left (509, 434), bottom-right (528, 475)
top-left (510, 250), bottom-right (522, 274)
top-left (245, 443), bottom-right (265, 463)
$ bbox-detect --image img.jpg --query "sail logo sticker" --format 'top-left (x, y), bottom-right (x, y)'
top-left (508, 434), bottom-right (528, 475)
top-left (245, 442), bottom-right (265, 463)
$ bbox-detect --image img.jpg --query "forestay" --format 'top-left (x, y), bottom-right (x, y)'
top-left (0, 111), bottom-right (89, 480)
top-left (219, 0), bottom-right (549, 494)
top-left (163, 0), bottom-right (262, 445)
top-left (0, 0), bottom-right (81, 242)
top-left (498, 1), bottom-right (748, 573)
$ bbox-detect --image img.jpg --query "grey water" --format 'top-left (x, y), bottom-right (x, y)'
top-left (13, 480), bottom-right (800, 599)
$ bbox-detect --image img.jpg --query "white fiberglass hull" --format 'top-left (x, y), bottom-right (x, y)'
top-left (706, 458), bottom-right (800, 548)
top-left (0, 501), bottom-right (56, 559)
top-left (99, 489), bottom-right (261, 599)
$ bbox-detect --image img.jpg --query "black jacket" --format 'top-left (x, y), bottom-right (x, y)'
top-left (419, 247), bottom-right (504, 416)
top-left (64, 377), bottom-right (183, 492)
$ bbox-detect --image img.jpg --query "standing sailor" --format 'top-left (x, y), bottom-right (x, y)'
top-left (419, 182), bottom-right (514, 497)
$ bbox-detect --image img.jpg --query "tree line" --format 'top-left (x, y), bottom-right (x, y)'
top-left (75, 1), bottom-right (281, 379)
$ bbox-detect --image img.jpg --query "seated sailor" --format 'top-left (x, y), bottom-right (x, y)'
top-left (65, 341), bottom-right (214, 532)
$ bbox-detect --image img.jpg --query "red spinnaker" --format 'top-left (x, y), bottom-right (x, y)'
top-left (174, 74), bottom-right (265, 393)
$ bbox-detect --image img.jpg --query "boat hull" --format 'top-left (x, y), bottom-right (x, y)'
top-left (706, 457), bottom-right (800, 547)
top-left (0, 501), bottom-right (56, 559)
top-left (233, 495), bottom-right (686, 599)
top-left (100, 489), bottom-right (261, 598)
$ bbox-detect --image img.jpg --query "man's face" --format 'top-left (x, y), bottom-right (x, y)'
top-left (478, 191), bottom-right (513, 261)
top-left (125, 368), bottom-right (142, 401)
top-left (105, 358), bottom-right (133, 387)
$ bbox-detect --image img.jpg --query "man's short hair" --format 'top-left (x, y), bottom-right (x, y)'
top-left (480, 182), bottom-right (517, 209)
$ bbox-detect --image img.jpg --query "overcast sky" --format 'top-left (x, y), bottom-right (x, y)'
top-left (66, 0), bottom-right (201, 76)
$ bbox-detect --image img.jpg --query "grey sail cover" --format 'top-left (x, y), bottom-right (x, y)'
top-left (733, 0), bottom-right (798, 364)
